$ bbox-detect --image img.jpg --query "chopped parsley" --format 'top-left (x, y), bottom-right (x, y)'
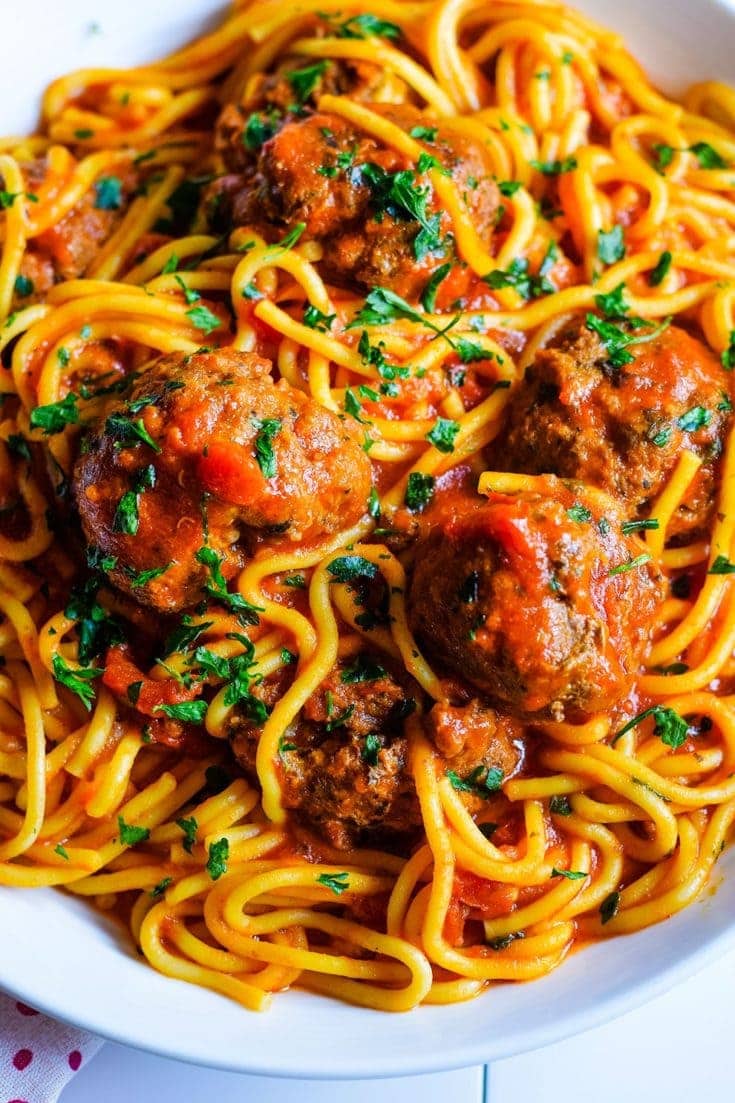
top-left (303, 304), bottom-right (336, 331)
top-left (174, 274), bottom-right (200, 304)
top-left (484, 256), bottom-right (553, 301)
top-left (690, 141), bottom-right (728, 169)
top-left (621, 519), bottom-right (659, 534)
top-left (567, 503), bottom-right (592, 524)
top-left (405, 471), bottom-right (435, 512)
top-left (125, 563), bottom-right (171, 588)
top-left (340, 654), bottom-right (387, 683)
top-left (206, 837), bottom-right (229, 880)
top-left (51, 653), bottom-right (103, 710)
top-left (446, 764), bottom-right (504, 798)
top-left (362, 732), bottom-right (382, 766)
top-left (723, 332), bottom-right (735, 372)
top-left (334, 13), bottom-right (401, 38)
top-left (105, 412), bottom-right (161, 452)
top-left (608, 552), bottom-right (652, 576)
top-left (597, 225), bottom-right (625, 265)
top-left (358, 163), bottom-right (444, 259)
top-left (195, 545), bottom-right (262, 625)
top-left (344, 387), bottom-right (368, 422)
top-left (416, 151), bottom-right (448, 175)
top-left (94, 176), bottom-right (123, 210)
top-left (549, 795), bottom-right (572, 816)
top-left (530, 157), bottom-right (577, 175)
top-left (272, 223), bottom-right (306, 252)
top-left (176, 816), bottom-right (198, 854)
top-left (316, 871), bottom-right (350, 895)
top-left (153, 699), bottom-right (208, 724)
top-left (325, 704), bottom-right (354, 731)
top-left (498, 179), bottom-right (522, 197)
top-left (13, 274), bottom-right (33, 297)
top-left (243, 109), bottom-right (280, 150)
top-left (708, 554), bottom-right (735, 575)
top-left (594, 283), bottom-right (628, 318)
top-left (455, 338), bottom-right (490, 363)
top-left (677, 406), bottom-right (712, 433)
top-left (551, 868), bottom-right (587, 880)
top-left (117, 815), bottom-right (150, 847)
top-left (54, 844), bottom-right (70, 860)
top-left (327, 556), bottom-right (379, 583)
top-left (186, 304), bottom-right (222, 335)
top-left (648, 422), bottom-right (672, 448)
top-left (421, 262), bottom-right (452, 312)
top-left (349, 287), bottom-right (459, 353)
top-left (613, 704), bottom-right (689, 749)
top-left (487, 930), bottom-right (525, 951)
top-left (649, 250), bottom-right (672, 286)
top-left (252, 417), bottom-right (281, 478)
top-left (586, 314), bottom-right (670, 369)
top-left (150, 877), bottom-right (173, 898)
top-left (164, 616), bottom-right (213, 656)
top-left (29, 393), bottom-right (79, 435)
top-left (652, 143), bottom-right (675, 172)
top-left (65, 578), bottom-right (126, 664)
top-left (426, 417), bottom-right (460, 453)
top-left (126, 681), bottom-right (142, 705)
top-left (112, 464), bottom-right (155, 536)
top-left (410, 125), bottom-right (439, 141)
top-left (286, 61), bottom-right (329, 104)
top-left (599, 890), bottom-right (620, 925)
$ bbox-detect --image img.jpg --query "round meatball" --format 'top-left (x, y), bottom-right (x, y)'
top-left (493, 319), bottom-right (732, 541)
top-left (216, 57), bottom-right (407, 173)
top-left (212, 103), bottom-right (501, 301)
top-left (407, 478), bottom-right (664, 720)
top-left (73, 349), bottom-right (372, 612)
top-left (229, 653), bottom-right (521, 848)
top-left (14, 158), bottom-right (137, 305)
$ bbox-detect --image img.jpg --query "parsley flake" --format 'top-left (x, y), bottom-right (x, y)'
top-left (316, 871), bottom-right (350, 895)
top-left (206, 837), bottom-right (229, 880)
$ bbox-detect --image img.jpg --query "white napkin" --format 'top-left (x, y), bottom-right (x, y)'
top-left (0, 992), bottom-right (102, 1102)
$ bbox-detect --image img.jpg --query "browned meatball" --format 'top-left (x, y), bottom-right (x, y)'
top-left (229, 654), bottom-right (521, 848)
top-left (212, 103), bottom-right (501, 301)
top-left (407, 478), bottom-right (664, 720)
top-left (73, 349), bottom-right (372, 612)
top-left (216, 57), bottom-right (407, 173)
top-left (14, 158), bottom-right (136, 304)
top-left (493, 319), bottom-right (732, 541)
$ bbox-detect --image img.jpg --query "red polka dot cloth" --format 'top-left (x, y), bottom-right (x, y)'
top-left (0, 993), bottom-right (102, 1101)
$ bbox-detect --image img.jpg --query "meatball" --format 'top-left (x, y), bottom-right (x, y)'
top-left (229, 654), bottom-right (521, 848)
top-left (73, 349), bottom-right (372, 612)
top-left (14, 158), bottom-right (135, 303)
top-left (216, 57), bottom-right (407, 173)
top-left (493, 319), bottom-right (732, 541)
top-left (407, 478), bottom-right (664, 719)
top-left (230, 653), bottom-right (420, 848)
top-left (212, 104), bottom-right (501, 301)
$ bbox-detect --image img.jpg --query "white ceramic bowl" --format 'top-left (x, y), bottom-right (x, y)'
top-left (1, 0), bottom-right (735, 1078)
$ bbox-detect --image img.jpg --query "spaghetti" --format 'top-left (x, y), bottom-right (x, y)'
top-left (1, 0), bottom-right (735, 1014)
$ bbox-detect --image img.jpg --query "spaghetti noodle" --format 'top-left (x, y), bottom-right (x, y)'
top-left (1, 0), bottom-right (735, 1013)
